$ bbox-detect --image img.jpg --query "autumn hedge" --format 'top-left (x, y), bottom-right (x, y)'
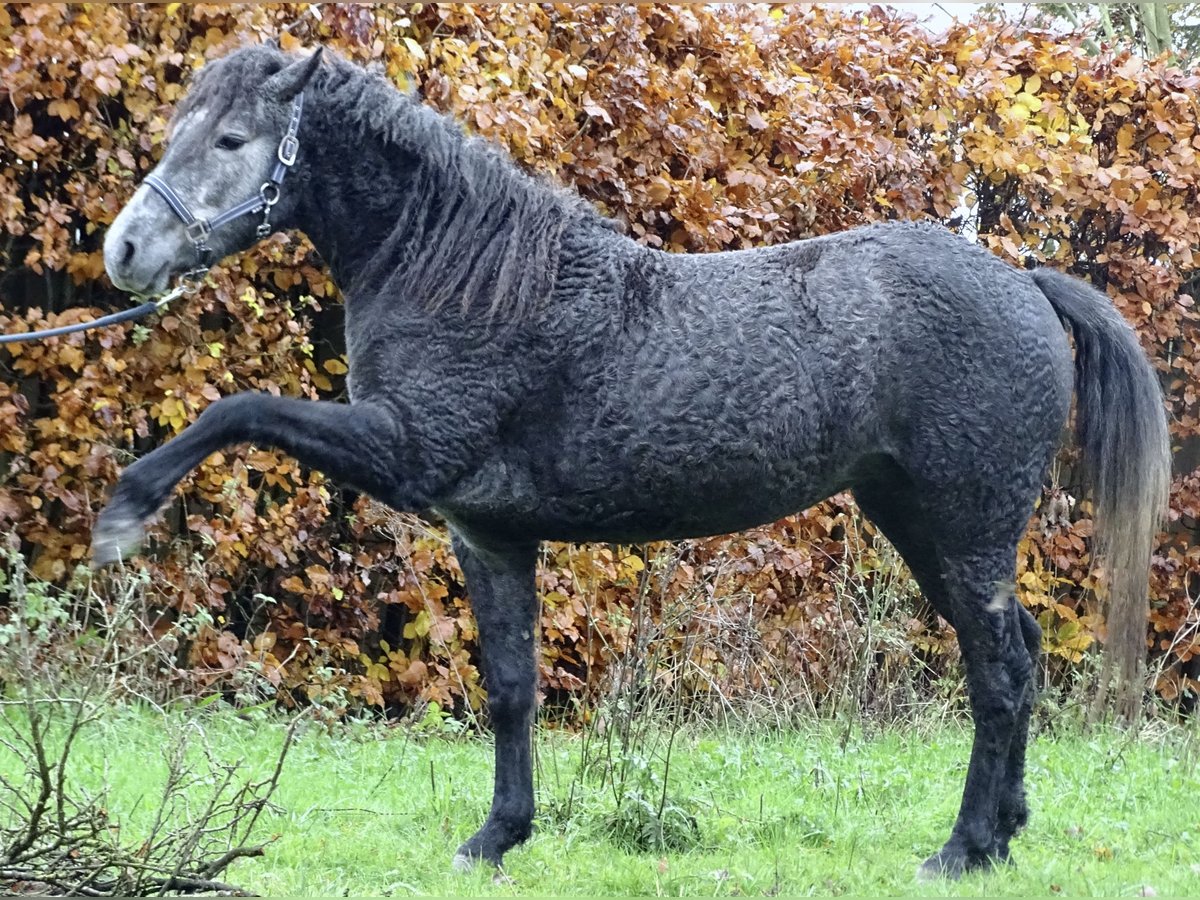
top-left (1, 4), bottom-right (1197, 716)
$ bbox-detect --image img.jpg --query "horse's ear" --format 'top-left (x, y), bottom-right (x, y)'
top-left (265, 47), bottom-right (324, 101)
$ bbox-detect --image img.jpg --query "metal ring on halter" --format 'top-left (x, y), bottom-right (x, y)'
top-left (179, 267), bottom-right (209, 295)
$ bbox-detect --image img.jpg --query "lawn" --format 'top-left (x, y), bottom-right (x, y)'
top-left (9, 704), bottom-right (1196, 896)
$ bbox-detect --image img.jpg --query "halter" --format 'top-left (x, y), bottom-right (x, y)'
top-left (144, 91), bottom-right (305, 279)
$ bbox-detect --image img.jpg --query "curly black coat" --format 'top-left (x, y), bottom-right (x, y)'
top-left (97, 46), bottom-right (1169, 878)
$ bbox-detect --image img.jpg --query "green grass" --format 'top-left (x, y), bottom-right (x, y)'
top-left (4, 705), bottom-right (1198, 896)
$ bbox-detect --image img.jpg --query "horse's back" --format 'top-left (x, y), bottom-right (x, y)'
top-left (613, 218), bottom-right (1074, 468)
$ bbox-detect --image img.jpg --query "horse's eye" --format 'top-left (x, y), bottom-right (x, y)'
top-left (216, 135), bottom-right (246, 151)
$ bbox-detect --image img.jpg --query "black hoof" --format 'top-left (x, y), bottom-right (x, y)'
top-left (917, 846), bottom-right (993, 881)
top-left (92, 473), bottom-right (164, 568)
top-left (451, 843), bottom-right (506, 875)
top-left (452, 817), bottom-right (530, 873)
top-left (451, 852), bottom-right (485, 873)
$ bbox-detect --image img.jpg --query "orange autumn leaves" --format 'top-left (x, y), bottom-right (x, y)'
top-left (1, 4), bottom-right (1197, 712)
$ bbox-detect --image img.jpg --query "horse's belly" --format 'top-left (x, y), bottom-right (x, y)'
top-left (434, 445), bottom-right (850, 544)
top-left (515, 487), bottom-right (838, 543)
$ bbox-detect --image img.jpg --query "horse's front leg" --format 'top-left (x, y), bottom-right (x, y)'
top-left (93, 392), bottom-right (404, 564)
top-left (449, 529), bottom-right (539, 870)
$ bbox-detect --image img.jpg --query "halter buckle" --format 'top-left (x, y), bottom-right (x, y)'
top-left (278, 134), bottom-right (299, 167)
top-left (185, 219), bottom-right (212, 245)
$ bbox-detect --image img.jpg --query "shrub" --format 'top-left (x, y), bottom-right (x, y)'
top-left (1, 4), bottom-right (1197, 717)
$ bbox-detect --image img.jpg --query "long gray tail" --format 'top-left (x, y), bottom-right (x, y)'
top-left (1032, 268), bottom-right (1171, 718)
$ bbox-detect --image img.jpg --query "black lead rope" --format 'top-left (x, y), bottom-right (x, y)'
top-left (0, 300), bottom-right (162, 345)
top-left (0, 281), bottom-right (195, 345)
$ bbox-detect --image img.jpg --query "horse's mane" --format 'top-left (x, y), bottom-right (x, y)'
top-left (186, 45), bottom-right (605, 322)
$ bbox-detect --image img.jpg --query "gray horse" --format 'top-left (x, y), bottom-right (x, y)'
top-left (96, 46), bottom-right (1170, 878)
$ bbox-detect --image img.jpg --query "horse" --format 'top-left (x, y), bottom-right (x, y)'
top-left (96, 45), bottom-right (1170, 878)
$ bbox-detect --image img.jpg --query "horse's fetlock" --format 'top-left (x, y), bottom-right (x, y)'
top-left (998, 796), bottom-right (1029, 835)
top-left (956, 819), bottom-right (999, 858)
top-left (486, 685), bottom-right (535, 724)
top-left (109, 471), bottom-right (160, 521)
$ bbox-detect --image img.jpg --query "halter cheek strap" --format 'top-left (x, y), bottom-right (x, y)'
top-left (143, 92), bottom-right (305, 276)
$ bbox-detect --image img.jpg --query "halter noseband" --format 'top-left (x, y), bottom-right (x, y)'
top-left (143, 92), bottom-right (305, 280)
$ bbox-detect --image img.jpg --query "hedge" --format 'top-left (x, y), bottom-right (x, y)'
top-left (1, 3), bottom-right (1197, 715)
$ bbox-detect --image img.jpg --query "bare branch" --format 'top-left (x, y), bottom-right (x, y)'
top-left (0, 550), bottom-right (295, 897)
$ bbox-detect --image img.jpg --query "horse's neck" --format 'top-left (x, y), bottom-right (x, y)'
top-left (293, 121), bottom-right (411, 294)
top-left (292, 91), bottom-right (636, 344)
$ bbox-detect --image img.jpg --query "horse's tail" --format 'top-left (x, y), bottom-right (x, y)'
top-left (1032, 268), bottom-right (1171, 718)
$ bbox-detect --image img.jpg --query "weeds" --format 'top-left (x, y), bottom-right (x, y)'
top-left (0, 537), bottom-right (1195, 895)
top-left (0, 547), bottom-right (298, 896)
top-left (535, 521), bottom-right (956, 854)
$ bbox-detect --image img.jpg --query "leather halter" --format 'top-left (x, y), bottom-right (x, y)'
top-left (143, 92), bottom-right (305, 277)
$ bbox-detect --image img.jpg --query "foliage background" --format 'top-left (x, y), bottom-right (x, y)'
top-left (1, 3), bottom-right (1198, 717)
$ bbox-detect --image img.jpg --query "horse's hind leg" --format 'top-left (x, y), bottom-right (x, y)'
top-left (994, 604), bottom-right (1041, 861)
top-left (854, 461), bottom-right (1038, 877)
top-left (853, 461), bottom-right (955, 627)
top-left (449, 528), bottom-right (539, 870)
top-left (919, 540), bottom-right (1035, 878)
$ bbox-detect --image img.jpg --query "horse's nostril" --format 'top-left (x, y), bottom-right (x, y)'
top-left (120, 240), bottom-right (136, 266)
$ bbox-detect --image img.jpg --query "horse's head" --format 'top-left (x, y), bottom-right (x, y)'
top-left (104, 45), bottom-right (323, 295)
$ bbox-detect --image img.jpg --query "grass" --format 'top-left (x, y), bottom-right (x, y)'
top-left (6, 704), bottom-right (1197, 897)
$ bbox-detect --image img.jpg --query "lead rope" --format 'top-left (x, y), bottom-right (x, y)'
top-left (0, 276), bottom-right (200, 345)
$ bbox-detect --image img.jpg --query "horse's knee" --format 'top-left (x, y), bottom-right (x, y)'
top-left (970, 687), bottom-right (1020, 742)
top-left (484, 665), bottom-right (536, 726)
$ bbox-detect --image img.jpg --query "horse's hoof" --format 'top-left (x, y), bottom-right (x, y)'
top-left (917, 850), bottom-right (965, 881)
top-left (916, 860), bottom-right (945, 882)
top-left (917, 846), bottom-right (992, 881)
top-left (452, 850), bottom-right (507, 876)
top-left (91, 512), bottom-right (146, 567)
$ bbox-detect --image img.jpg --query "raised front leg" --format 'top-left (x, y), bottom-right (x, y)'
top-left (93, 392), bottom-right (407, 563)
top-left (449, 529), bottom-right (539, 870)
